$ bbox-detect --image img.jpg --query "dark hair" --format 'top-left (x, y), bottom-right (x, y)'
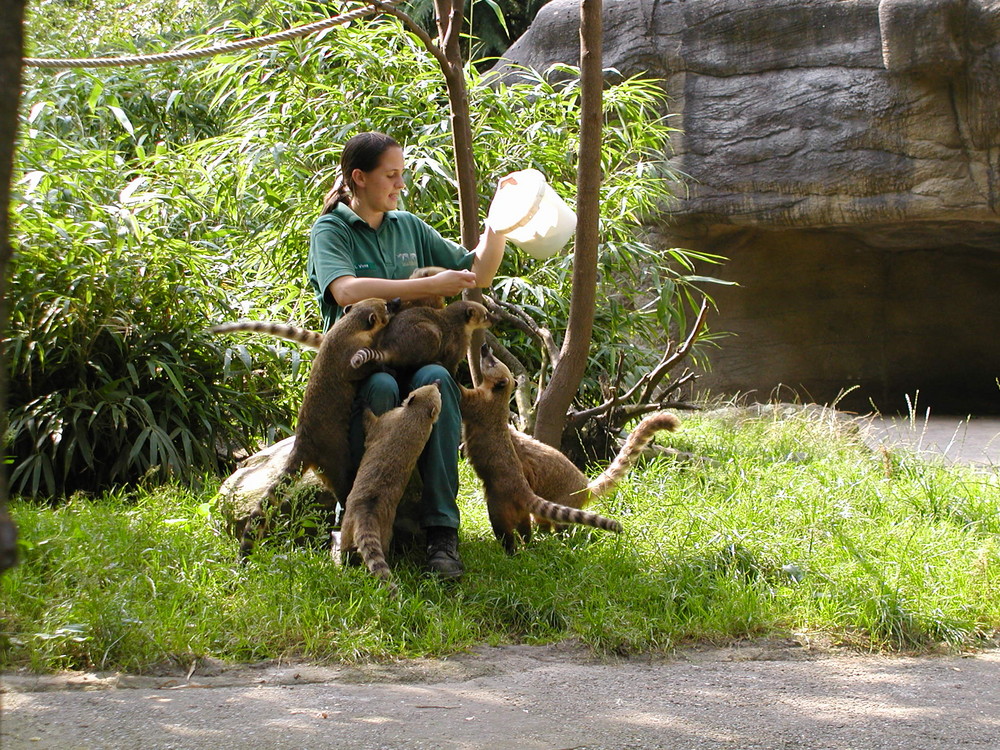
top-left (322, 131), bottom-right (401, 214)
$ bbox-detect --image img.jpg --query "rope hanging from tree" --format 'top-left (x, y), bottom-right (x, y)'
top-left (23, 1), bottom-right (403, 69)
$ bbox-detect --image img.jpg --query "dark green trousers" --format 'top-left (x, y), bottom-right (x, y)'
top-left (348, 364), bottom-right (461, 529)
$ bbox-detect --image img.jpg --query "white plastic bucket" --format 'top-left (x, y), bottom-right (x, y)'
top-left (487, 169), bottom-right (576, 260)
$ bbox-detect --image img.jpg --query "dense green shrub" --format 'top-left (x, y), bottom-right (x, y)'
top-left (9, 157), bottom-right (295, 496)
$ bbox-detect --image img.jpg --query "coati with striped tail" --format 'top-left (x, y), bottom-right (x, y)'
top-left (337, 382), bottom-right (442, 585)
top-left (230, 297), bottom-right (395, 556)
top-left (459, 345), bottom-right (623, 552)
top-left (208, 302), bottom-right (488, 379)
top-left (512, 411), bottom-right (680, 529)
top-left (349, 299), bottom-right (493, 376)
top-left (206, 267), bottom-right (457, 351)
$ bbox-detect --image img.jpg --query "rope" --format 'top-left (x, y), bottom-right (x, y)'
top-left (23, 1), bottom-right (403, 69)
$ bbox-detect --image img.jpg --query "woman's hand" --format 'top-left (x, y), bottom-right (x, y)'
top-left (423, 269), bottom-right (479, 295)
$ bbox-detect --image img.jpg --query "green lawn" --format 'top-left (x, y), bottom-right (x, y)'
top-left (3, 406), bottom-right (998, 672)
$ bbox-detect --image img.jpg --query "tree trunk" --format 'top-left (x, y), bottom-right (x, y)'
top-left (0, 0), bottom-right (25, 573)
top-left (434, 0), bottom-right (480, 252)
top-left (531, 0), bottom-right (603, 447)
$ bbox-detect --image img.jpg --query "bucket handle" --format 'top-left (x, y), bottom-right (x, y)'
top-left (492, 173), bottom-right (548, 235)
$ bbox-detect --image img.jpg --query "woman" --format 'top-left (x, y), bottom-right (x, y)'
top-left (308, 131), bottom-right (508, 579)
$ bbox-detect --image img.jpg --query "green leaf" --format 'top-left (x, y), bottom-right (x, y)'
top-left (107, 105), bottom-right (135, 136)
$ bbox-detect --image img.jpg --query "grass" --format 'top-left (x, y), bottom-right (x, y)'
top-left (3, 405), bottom-right (999, 672)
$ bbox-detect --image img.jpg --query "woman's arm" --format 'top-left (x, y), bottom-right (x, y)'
top-left (329, 270), bottom-right (478, 308)
top-left (471, 224), bottom-right (507, 288)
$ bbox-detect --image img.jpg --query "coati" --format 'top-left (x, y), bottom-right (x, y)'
top-left (459, 345), bottom-right (623, 552)
top-left (511, 411), bottom-right (680, 526)
top-left (230, 297), bottom-right (395, 556)
top-left (337, 382), bottom-right (442, 585)
top-left (349, 299), bottom-right (493, 376)
top-left (205, 267), bottom-right (456, 350)
top-left (399, 265), bottom-right (449, 309)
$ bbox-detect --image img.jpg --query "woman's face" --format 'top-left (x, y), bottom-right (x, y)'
top-left (353, 146), bottom-right (406, 214)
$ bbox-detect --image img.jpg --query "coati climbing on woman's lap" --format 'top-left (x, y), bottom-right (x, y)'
top-left (229, 298), bottom-right (395, 556)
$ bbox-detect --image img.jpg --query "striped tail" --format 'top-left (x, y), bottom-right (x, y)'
top-left (208, 320), bottom-right (323, 349)
top-left (586, 411), bottom-right (680, 498)
top-left (353, 517), bottom-right (393, 583)
top-left (350, 347), bottom-right (384, 370)
top-left (525, 494), bottom-right (622, 534)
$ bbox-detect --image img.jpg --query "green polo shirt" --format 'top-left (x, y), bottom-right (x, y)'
top-left (308, 203), bottom-right (476, 331)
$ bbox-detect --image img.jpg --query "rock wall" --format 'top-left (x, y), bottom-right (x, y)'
top-left (494, 0), bottom-right (1000, 413)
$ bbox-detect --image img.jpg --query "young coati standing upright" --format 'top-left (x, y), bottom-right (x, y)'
top-left (459, 345), bottom-right (623, 552)
top-left (399, 265), bottom-right (449, 310)
top-left (337, 382), bottom-right (442, 585)
top-left (349, 299), bottom-right (492, 376)
top-left (232, 297), bottom-right (395, 556)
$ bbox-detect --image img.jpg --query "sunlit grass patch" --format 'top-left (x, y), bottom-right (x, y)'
top-left (3, 407), bottom-right (999, 671)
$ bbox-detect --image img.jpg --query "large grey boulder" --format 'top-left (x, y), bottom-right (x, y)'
top-left (495, 0), bottom-right (1000, 413)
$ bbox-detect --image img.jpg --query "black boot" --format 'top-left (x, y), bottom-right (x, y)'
top-left (425, 526), bottom-right (464, 580)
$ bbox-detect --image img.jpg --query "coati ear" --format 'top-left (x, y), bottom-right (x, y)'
top-left (343, 303), bottom-right (353, 315)
top-left (366, 311), bottom-right (380, 328)
top-left (492, 377), bottom-right (509, 392)
top-left (401, 391), bottom-right (415, 407)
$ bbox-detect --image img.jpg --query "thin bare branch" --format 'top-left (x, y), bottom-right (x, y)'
top-left (653, 369), bottom-right (698, 401)
top-left (567, 395), bottom-right (695, 429)
top-left (640, 297), bottom-right (709, 403)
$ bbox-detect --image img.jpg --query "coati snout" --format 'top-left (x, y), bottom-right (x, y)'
top-left (479, 345), bottom-right (509, 392)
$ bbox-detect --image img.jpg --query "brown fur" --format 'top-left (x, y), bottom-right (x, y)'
top-left (208, 320), bottom-right (323, 349)
top-left (511, 412), bottom-right (680, 529)
top-left (338, 383), bottom-right (442, 585)
top-left (208, 267), bottom-right (456, 353)
top-left (459, 346), bottom-right (623, 552)
top-left (399, 265), bottom-right (449, 310)
top-left (350, 299), bottom-right (492, 376)
top-left (238, 298), bottom-right (394, 556)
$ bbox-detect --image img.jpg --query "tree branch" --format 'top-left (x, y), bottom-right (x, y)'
top-left (369, 1), bottom-right (451, 72)
top-left (530, 0), bottom-right (603, 447)
top-left (638, 296), bottom-right (709, 404)
top-left (482, 295), bottom-right (560, 364)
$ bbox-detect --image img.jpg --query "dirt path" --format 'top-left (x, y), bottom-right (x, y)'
top-left (4, 641), bottom-right (1000, 749)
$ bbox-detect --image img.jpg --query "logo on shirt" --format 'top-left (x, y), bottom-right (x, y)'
top-left (398, 253), bottom-right (418, 268)
top-left (355, 262), bottom-right (372, 272)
